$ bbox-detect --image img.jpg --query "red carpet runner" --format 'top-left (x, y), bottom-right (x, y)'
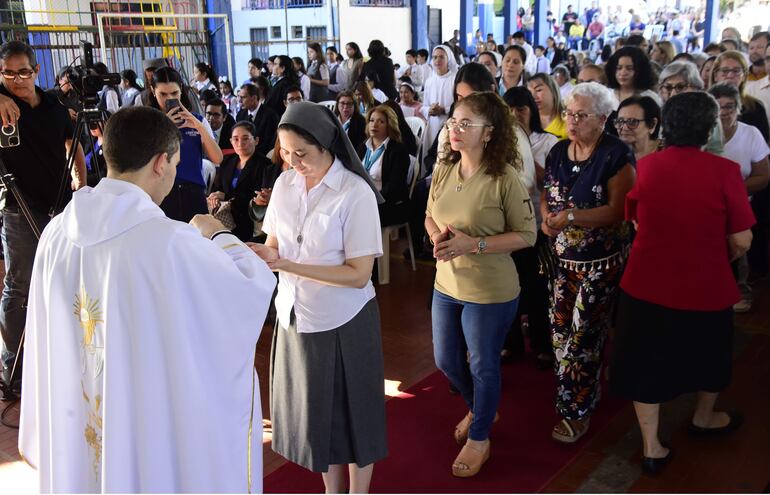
top-left (264, 357), bottom-right (625, 493)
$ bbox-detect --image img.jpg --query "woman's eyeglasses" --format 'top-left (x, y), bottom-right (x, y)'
top-left (445, 119), bottom-right (492, 132)
top-left (613, 118), bottom-right (643, 130)
top-left (561, 110), bottom-right (598, 123)
top-left (659, 83), bottom-right (690, 94)
top-left (716, 68), bottom-right (744, 77)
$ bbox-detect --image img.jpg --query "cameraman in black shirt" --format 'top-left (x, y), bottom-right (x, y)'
top-left (0, 40), bottom-right (86, 394)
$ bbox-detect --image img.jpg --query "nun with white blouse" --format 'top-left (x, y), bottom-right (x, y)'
top-left (251, 101), bottom-right (387, 494)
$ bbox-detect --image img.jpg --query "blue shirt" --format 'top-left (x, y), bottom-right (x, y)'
top-left (176, 113), bottom-right (206, 187)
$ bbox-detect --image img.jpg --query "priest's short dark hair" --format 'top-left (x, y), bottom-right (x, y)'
top-left (103, 106), bottom-right (181, 173)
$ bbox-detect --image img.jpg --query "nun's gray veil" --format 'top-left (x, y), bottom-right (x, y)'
top-left (279, 102), bottom-right (385, 204)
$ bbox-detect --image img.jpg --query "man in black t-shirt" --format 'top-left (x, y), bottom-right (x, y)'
top-left (0, 40), bottom-right (86, 394)
top-left (562, 5), bottom-right (578, 38)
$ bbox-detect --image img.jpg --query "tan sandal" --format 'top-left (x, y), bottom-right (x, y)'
top-left (451, 440), bottom-right (491, 478)
top-left (551, 417), bottom-right (590, 444)
top-left (453, 411), bottom-right (500, 445)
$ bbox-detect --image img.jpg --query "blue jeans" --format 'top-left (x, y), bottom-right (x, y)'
top-left (431, 289), bottom-right (519, 441)
top-left (1, 205), bottom-right (50, 386)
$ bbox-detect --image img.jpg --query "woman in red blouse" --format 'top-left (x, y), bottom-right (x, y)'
top-left (609, 92), bottom-right (755, 475)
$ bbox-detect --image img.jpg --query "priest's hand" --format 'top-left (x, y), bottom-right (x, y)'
top-left (190, 214), bottom-right (227, 238)
top-left (248, 243), bottom-right (279, 264)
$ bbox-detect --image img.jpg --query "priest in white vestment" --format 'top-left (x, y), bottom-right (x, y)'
top-left (19, 106), bottom-right (276, 493)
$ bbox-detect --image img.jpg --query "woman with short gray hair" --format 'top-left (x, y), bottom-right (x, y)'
top-left (542, 82), bottom-right (636, 443)
top-left (658, 61), bottom-right (705, 102)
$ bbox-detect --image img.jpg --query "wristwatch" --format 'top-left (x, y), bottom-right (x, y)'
top-left (567, 209), bottom-right (575, 226)
top-left (476, 236), bottom-right (487, 254)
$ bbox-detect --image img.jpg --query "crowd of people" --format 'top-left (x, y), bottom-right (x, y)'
top-left (0, 13), bottom-right (768, 493)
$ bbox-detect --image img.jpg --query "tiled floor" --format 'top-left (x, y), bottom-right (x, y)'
top-left (2, 243), bottom-right (770, 493)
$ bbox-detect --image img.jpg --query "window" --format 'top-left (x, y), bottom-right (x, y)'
top-left (250, 28), bottom-right (269, 61)
top-left (306, 26), bottom-right (327, 44)
top-left (271, 26), bottom-right (282, 38)
top-left (349, 0), bottom-right (407, 6)
top-left (292, 25), bottom-right (303, 39)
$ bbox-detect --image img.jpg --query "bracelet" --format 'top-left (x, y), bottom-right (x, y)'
top-left (428, 230), bottom-right (441, 245)
top-left (210, 230), bottom-right (232, 240)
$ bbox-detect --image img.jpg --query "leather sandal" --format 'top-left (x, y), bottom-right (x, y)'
top-left (454, 411), bottom-right (500, 445)
top-left (451, 440), bottom-right (491, 478)
top-left (551, 417), bottom-right (590, 444)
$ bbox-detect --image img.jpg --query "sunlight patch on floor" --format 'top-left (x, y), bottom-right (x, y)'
top-left (0, 460), bottom-right (36, 493)
top-left (384, 379), bottom-right (415, 399)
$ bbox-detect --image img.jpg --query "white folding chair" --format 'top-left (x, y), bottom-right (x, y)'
top-left (319, 100), bottom-right (337, 113)
top-left (377, 155), bottom-right (420, 285)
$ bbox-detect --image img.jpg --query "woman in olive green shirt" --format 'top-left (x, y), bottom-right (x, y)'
top-left (425, 92), bottom-right (536, 478)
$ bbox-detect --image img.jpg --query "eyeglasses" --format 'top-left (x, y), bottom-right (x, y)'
top-left (717, 68), bottom-right (744, 76)
top-left (613, 118), bottom-right (643, 130)
top-left (1, 69), bottom-right (35, 80)
top-left (719, 103), bottom-right (738, 112)
top-left (337, 101), bottom-right (354, 107)
top-left (445, 119), bottom-right (492, 132)
top-left (659, 83), bottom-right (690, 94)
top-left (561, 110), bottom-right (599, 123)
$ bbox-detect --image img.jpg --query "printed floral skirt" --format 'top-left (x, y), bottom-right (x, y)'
top-left (549, 261), bottom-right (623, 420)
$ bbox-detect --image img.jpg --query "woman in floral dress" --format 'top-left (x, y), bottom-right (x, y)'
top-left (540, 82), bottom-right (636, 443)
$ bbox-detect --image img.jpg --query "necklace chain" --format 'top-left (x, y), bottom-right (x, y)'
top-left (296, 186), bottom-right (328, 245)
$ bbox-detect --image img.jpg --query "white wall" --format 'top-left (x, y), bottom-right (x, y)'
top-left (426, 0), bottom-right (460, 46)
top-left (338, 5), bottom-right (412, 67)
top-left (231, 6), bottom-right (334, 84)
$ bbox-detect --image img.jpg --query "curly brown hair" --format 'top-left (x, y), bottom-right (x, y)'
top-left (439, 92), bottom-right (521, 177)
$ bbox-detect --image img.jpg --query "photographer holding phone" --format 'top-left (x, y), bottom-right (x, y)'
top-left (0, 40), bottom-right (86, 395)
top-left (148, 67), bottom-right (223, 222)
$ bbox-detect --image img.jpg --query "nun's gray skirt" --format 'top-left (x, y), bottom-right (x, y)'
top-left (269, 298), bottom-right (388, 473)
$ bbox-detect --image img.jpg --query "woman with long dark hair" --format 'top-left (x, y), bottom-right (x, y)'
top-left (191, 62), bottom-right (218, 94)
top-left (265, 55), bottom-right (299, 116)
top-left (120, 69), bottom-right (142, 108)
top-left (148, 66), bottom-right (223, 221)
top-left (360, 39), bottom-right (398, 100)
top-left (307, 42), bottom-right (331, 102)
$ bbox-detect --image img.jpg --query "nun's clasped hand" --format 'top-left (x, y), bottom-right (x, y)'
top-left (433, 225), bottom-right (477, 262)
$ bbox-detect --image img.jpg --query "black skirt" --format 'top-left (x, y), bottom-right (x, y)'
top-left (609, 290), bottom-right (734, 404)
top-left (270, 298), bottom-right (388, 472)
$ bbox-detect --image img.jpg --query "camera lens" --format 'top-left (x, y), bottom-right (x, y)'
top-left (9, 137), bottom-right (19, 146)
top-left (2, 125), bottom-right (14, 135)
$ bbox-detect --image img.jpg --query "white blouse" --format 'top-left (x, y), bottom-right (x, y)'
top-left (262, 158), bottom-right (383, 333)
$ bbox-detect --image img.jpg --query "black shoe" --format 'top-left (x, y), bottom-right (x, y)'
top-left (641, 447), bottom-right (673, 475)
top-left (688, 411), bottom-right (744, 437)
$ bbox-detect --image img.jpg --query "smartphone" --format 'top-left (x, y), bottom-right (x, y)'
top-left (165, 98), bottom-right (180, 112)
top-left (0, 124), bottom-right (20, 148)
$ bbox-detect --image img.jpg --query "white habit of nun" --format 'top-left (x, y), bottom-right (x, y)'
top-left (420, 45), bottom-right (458, 155)
top-left (19, 178), bottom-right (276, 493)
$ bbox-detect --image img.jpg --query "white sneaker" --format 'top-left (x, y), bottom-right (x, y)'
top-left (733, 298), bottom-right (752, 313)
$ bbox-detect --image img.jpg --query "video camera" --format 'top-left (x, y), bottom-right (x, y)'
top-left (65, 41), bottom-right (121, 109)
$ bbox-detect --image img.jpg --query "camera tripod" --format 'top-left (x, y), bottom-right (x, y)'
top-left (52, 106), bottom-right (110, 216)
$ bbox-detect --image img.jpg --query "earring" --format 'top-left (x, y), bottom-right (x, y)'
top-left (484, 140), bottom-right (489, 149)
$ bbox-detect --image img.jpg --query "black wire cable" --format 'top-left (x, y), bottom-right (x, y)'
top-left (1, 397), bottom-right (19, 429)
